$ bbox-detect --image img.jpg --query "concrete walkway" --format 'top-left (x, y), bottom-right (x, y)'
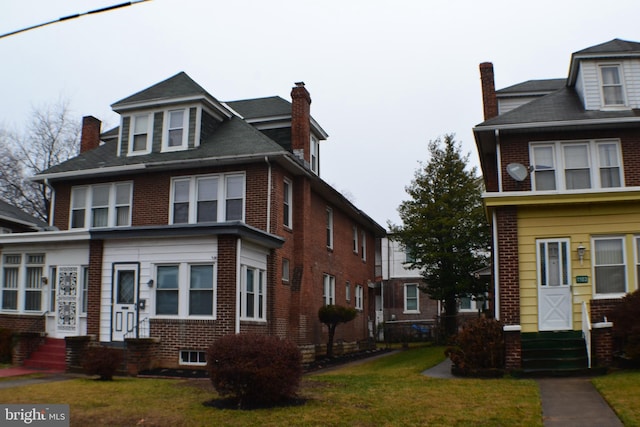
top-left (0, 366), bottom-right (72, 389)
top-left (423, 359), bottom-right (623, 427)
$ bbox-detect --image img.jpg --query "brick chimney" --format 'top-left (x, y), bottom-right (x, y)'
top-left (479, 62), bottom-right (498, 120)
top-left (80, 115), bottom-right (102, 154)
top-left (290, 82), bottom-right (311, 162)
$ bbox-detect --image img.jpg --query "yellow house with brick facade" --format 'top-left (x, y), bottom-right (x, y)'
top-left (475, 39), bottom-right (640, 373)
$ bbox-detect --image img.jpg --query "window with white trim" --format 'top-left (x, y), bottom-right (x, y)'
top-left (352, 226), bottom-right (358, 253)
top-left (129, 113), bottom-right (152, 154)
top-left (1, 254), bottom-right (46, 313)
top-left (283, 178), bottom-right (292, 228)
top-left (323, 274), bottom-right (335, 305)
top-left (154, 263), bottom-right (215, 318)
top-left (355, 284), bottom-right (363, 310)
top-left (345, 281), bottom-right (351, 303)
top-left (170, 173), bottom-right (245, 224)
top-left (240, 266), bottom-right (266, 321)
top-left (599, 65), bottom-right (626, 106)
top-left (180, 350), bottom-right (206, 366)
top-left (164, 109), bottom-right (188, 150)
top-left (594, 237), bottom-right (626, 296)
top-left (361, 230), bottom-right (366, 261)
top-left (404, 283), bottom-right (419, 313)
top-left (530, 140), bottom-right (622, 191)
top-left (326, 207), bottom-right (333, 249)
top-left (311, 135), bottom-right (319, 174)
top-left (70, 182), bottom-right (132, 229)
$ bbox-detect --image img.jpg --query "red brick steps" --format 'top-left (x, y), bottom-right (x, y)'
top-left (23, 338), bottom-right (66, 372)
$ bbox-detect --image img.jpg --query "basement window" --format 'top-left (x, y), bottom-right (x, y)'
top-left (179, 350), bottom-right (206, 366)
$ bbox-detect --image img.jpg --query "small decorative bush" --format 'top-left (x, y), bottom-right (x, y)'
top-left (445, 317), bottom-right (505, 377)
top-left (318, 305), bottom-right (358, 357)
top-left (0, 328), bottom-right (13, 364)
top-left (82, 345), bottom-right (123, 380)
top-left (608, 290), bottom-right (640, 362)
top-left (207, 333), bottom-right (302, 407)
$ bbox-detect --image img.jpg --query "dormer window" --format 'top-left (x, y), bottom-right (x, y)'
top-left (599, 65), bottom-right (626, 106)
top-left (164, 109), bottom-right (188, 151)
top-left (129, 114), bottom-right (152, 154)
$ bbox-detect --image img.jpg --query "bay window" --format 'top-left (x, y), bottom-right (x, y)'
top-left (241, 266), bottom-right (266, 321)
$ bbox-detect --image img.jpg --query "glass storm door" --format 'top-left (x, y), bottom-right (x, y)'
top-left (111, 264), bottom-right (138, 341)
top-left (538, 240), bottom-right (572, 331)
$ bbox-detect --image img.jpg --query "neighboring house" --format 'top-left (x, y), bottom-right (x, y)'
top-left (0, 72), bottom-right (386, 371)
top-left (378, 237), bottom-right (438, 341)
top-left (0, 200), bottom-right (49, 233)
top-left (474, 39), bottom-right (640, 372)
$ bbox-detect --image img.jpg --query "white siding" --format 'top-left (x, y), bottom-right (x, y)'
top-left (625, 59), bottom-right (640, 108)
top-left (577, 59), bottom-right (640, 110)
top-left (240, 241), bottom-right (268, 269)
top-left (578, 61), bottom-right (602, 110)
top-left (380, 238), bottom-right (423, 280)
top-left (99, 237), bottom-right (217, 341)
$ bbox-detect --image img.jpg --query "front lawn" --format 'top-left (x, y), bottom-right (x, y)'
top-left (0, 345), bottom-right (542, 426)
top-left (593, 370), bottom-right (640, 425)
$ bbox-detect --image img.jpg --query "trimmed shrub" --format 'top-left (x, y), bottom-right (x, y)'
top-left (608, 290), bottom-right (640, 361)
top-left (445, 317), bottom-right (505, 377)
top-left (82, 346), bottom-right (123, 380)
top-left (207, 333), bottom-right (302, 407)
top-left (318, 305), bottom-right (358, 358)
top-left (0, 328), bottom-right (13, 364)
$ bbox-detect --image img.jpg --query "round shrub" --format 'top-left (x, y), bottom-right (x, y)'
top-left (82, 345), bottom-right (123, 380)
top-left (445, 317), bottom-right (505, 377)
top-left (207, 333), bottom-right (302, 407)
top-left (608, 290), bottom-right (640, 362)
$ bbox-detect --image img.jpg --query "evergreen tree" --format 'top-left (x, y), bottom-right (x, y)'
top-left (390, 134), bottom-right (489, 337)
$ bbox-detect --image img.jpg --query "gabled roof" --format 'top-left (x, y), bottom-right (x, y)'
top-left (476, 86), bottom-right (640, 130)
top-left (112, 72), bottom-right (212, 108)
top-left (0, 200), bottom-right (48, 231)
top-left (568, 39), bottom-right (640, 85)
top-left (497, 79), bottom-right (566, 97)
top-left (226, 96), bottom-right (292, 119)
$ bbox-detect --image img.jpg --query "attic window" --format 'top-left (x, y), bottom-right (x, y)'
top-left (130, 114), bottom-right (152, 154)
top-left (599, 65), bottom-right (625, 106)
top-left (163, 109), bottom-right (188, 151)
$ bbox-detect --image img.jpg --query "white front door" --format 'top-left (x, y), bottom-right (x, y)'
top-left (111, 264), bottom-right (139, 341)
top-left (538, 240), bottom-right (572, 331)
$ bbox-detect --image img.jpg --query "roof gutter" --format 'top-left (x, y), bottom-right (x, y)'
top-left (473, 115), bottom-right (640, 133)
top-left (32, 163), bottom-right (147, 182)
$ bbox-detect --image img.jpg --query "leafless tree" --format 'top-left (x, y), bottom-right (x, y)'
top-left (0, 99), bottom-right (79, 223)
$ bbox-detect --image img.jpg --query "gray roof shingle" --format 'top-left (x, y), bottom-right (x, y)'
top-left (573, 38), bottom-right (640, 55)
top-left (0, 200), bottom-right (48, 230)
top-left (226, 96), bottom-right (291, 119)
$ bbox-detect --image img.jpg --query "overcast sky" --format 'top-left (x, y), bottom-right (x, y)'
top-left (2, 0), bottom-right (639, 228)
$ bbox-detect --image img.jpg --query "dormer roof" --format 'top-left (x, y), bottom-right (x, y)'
top-left (111, 72), bottom-right (233, 119)
top-left (568, 38), bottom-right (640, 85)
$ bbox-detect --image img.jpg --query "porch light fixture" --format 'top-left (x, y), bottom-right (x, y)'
top-left (41, 277), bottom-right (48, 286)
top-left (577, 244), bottom-right (586, 264)
top-left (147, 279), bottom-right (154, 288)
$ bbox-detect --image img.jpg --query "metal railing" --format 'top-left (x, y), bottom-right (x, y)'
top-left (124, 317), bottom-right (150, 339)
top-left (581, 301), bottom-right (592, 368)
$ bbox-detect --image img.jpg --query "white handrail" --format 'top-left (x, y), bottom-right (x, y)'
top-left (581, 301), bottom-right (592, 369)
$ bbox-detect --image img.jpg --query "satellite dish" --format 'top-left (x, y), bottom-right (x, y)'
top-left (506, 163), bottom-right (529, 182)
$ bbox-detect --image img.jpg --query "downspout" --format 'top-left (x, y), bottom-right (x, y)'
top-left (236, 238), bottom-right (242, 334)
top-left (265, 157), bottom-right (272, 233)
top-left (492, 210), bottom-right (500, 320)
top-left (495, 129), bottom-right (503, 192)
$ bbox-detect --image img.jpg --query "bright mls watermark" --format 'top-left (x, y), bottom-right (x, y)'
top-left (1, 404), bottom-right (69, 426)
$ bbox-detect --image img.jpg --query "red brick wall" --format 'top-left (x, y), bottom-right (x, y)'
top-left (496, 206), bottom-right (520, 325)
top-left (0, 314), bottom-right (44, 333)
top-left (504, 330), bottom-right (521, 370)
top-left (87, 240), bottom-right (103, 337)
top-left (382, 278), bottom-right (439, 322)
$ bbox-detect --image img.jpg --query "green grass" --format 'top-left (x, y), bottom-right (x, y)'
top-left (593, 370), bottom-right (640, 425)
top-left (0, 345), bottom-right (542, 426)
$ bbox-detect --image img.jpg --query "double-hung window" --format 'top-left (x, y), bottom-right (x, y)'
top-left (130, 114), bottom-right (152, 154)
top-left (404, 283), bottom-right (419, 313)
top-left (531, 140), bottom-right (622, 191)
top-left (170, 173), bottom-right (245, 224)
top-left (594, 237), bottom-right (626, 296)
top-left (600, 65), bottom-right (625, 107)
top-left (352, 226), bottom-right (358, 253)
top-left (345, 281), bottom-right (351, 303)
top-left (70, 182), bottom-right (132, 229)
top-left (326, 208), bottom-right (333, 249)
top-left (310, 135), bottom-right (319, 174)
top-left (361, 230), bottom-right (366, 261)
top-left (323, 274), bottom-right (335, 305)
top-left (165, 109), bottom-right (187, 150)
top-left (2, 255), bottom-right (20, 310)
top-left (24, 254), bottom-right (44, 312)
top-left (155, 263), bottom-right (215, 317)
top-left (241, 266), bottom-right (266, 321)
top-left (355, 285), bottom-right (363, 310)
top-left (283, 179), bottom-right (292, 228)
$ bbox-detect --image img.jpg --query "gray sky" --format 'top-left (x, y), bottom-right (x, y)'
top-left (2, 0), bottom-right (639, 228)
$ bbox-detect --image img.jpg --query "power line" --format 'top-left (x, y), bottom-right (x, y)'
top-left (0, 1), bottom-right (152, 40)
